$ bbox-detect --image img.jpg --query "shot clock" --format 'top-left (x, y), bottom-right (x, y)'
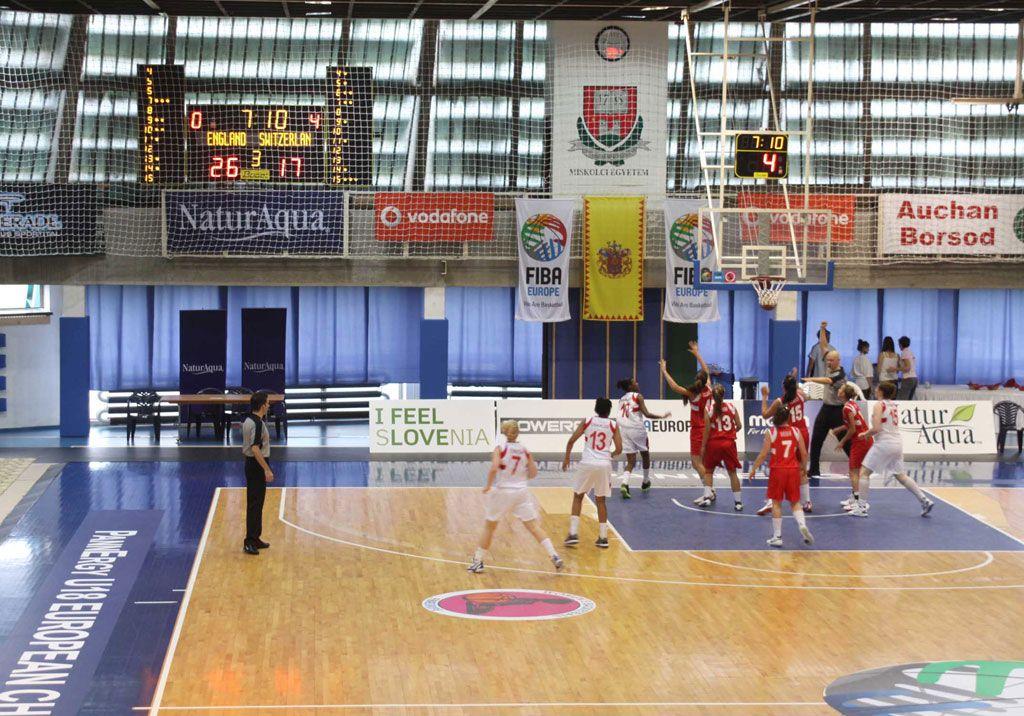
top-left (734, 132), bottom-right (789, 179)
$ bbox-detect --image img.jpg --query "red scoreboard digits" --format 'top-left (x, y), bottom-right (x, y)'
top-left (734, 133), bottom-right (789, 180)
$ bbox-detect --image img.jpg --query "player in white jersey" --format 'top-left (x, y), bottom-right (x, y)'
top-left (562, 398), bottom-right (622, 549)
top-left (468, 420), bottom-right (564, 573)
top-left (615, 377), bottom-right (671, 499)
top-left (858, 381), bottom-right (934, 516)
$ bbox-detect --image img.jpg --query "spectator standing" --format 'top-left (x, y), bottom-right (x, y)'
top-left (897, 336), bottom-right (918, 400)
top-left (852, 339), bottom-right (873, 399)
top-left (877, 336), bottom-right (899, 385)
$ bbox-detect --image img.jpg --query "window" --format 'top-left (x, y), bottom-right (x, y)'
top-left (0, 284), bottom-right (46, 313)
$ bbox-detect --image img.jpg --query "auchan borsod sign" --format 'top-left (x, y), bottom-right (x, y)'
top-left (879, 193), bottom-right (1024, 256)
top-left (374, 192), bottom-right (494, 242)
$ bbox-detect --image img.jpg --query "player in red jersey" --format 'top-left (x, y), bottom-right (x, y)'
top-left (700, 384), bottom-right (744, 511)
top-left (831, 384), bottom-right (873, 517)
top-left (660, 341), bottom-right (716, 507)
top-left (748, 406), bottom-right (814, 548)
top-left (759, 371), bottom-right (812, 515)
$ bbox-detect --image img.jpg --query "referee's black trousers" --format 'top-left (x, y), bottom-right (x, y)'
top-left (809, 404), bottom-right (847, 477)
top-left (244, 456), bottom-right (266, 544)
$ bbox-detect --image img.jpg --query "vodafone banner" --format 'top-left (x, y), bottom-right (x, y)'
top-left (663, 198), bottom-right (719, 323)
top-left (879, 194), bottom-right (1024, 256)
top-left (515, 198), bottom-right (575, 322)
top-left (737, 192), bottom-right (855, 243)
top-left (374, 192), bottom-right (494, 242)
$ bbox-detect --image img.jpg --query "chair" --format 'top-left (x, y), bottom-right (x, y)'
top-left (258, 388), bottom-right (288, 440)
top-left (223, 387), bottom-right (253, 444)
top-left (184, 387), bottom-right (226, 440)
top-left (126, 391), bottom-right (161, 442)
top-left (994, 401), bottom-right (1023, 454)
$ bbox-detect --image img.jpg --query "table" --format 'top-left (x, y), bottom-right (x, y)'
top-left (917, 384), bottom-right (1024, 431)
top-left (162, 394), bottom-right (286, 442)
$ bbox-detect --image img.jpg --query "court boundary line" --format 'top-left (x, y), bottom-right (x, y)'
top-left (277, 487), bottom-right (1024, 590)
top-left (146, 487), bottom-right (221, 716)
top-left (135, 701), bottom-right (825, 711)
top-left (923, 487), bottom-right (1024, 549)
top-left (682, 550), bottom-right (995, 579)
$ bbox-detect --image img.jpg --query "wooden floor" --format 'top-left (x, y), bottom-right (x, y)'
top-left (149, 485), bottom-right (1024, 716)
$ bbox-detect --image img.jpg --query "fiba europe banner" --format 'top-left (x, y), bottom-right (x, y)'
top-left (369, 400), bottom-right (497, 454)
top-left (879, 194), bottom-right (1024, 256)
top-left (374, 192), bottom-right (493, 242)
top-left (163, 190), bottom-right (344, 256)
top-left (241, 308), bottom-right (286, 392)
top-left (498, 399), bottom-right (745, 455)
top-left (515, 198), bottom-right (575, 322)
top-left (551, 22), bottom-right (667, 195)
top-left (663, 199), bottom-right (719, 323)
top-left (583, 196), bottom-right (645, 321)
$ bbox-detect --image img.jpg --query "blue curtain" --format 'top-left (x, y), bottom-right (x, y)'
top-left (366, 288), bottom-right (423, 383)
top-left (696, 293), bottom-right (732, 376)
top-left (296, 287), bottom-right (368, 384)
top-left (882, 289), bottom-right (957, 384)
top-left (151, 286), bottom-right (223, 388)
top-left (87, 285), bottom-right (152, 390)
top-left (955, 290), bottom-right (1024, 383)
top-left (447, 287), bottom-right (542, 383)
top-left (806, 288), bottom-right (880, 375)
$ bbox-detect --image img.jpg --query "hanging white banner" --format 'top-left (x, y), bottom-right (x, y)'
top-left (515, 198), bottom-right (575, 322)
top-left (551, 22), bottom-right (668, 196)
top-left (663, 198), bottom-right (720, 323)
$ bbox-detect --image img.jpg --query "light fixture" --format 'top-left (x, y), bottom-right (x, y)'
top-left (622, 14), bottom-right (646, 18)
top-left (932, 16), bottom-right (958, 21)
top-left (305, 10), bottom-right (332, 15)
top-left (641, 5), bottom-right (669, 10)
top-left (304, 1), bottom-right (332, 4)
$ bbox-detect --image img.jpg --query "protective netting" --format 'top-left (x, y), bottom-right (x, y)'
top-left (0, 13), bottom-right (1022, 260)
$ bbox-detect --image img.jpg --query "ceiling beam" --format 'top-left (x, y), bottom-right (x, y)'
top-left (469, 0), bottom-right (500, 20)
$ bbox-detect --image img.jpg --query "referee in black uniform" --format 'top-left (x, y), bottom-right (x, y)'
top-left (242, 391), bottom-right (274, 555)
top-left (803, 350), bottom-right (849, 478)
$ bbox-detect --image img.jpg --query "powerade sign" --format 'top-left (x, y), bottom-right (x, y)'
top-left (0, 185), bottom-right (100, 255)
top-left (163, 190), bottom-right (344, 256)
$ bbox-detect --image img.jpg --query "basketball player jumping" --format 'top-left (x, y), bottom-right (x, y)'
top-left (616, 377), bottom-right (671, 499)
top-left (468, 420), bottom-right (564, 573)
top-left (660, 341), bottom-right (716, 507)
top-left (562, 398), bottom-right (622, 549)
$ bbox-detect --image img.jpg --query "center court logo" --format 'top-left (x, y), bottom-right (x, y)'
top-left (824, 660), bottom-right (1024, 714)
top-left (422, 589), bottom-right (595, 621)
top-left (520, 213), bottom-right (568, 262)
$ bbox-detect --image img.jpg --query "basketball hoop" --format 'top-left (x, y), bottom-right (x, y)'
top-left (751, 276), bottom-right (787, 311)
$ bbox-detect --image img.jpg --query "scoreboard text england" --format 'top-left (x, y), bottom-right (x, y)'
top-left (136, 64), bottom-right (372, 185)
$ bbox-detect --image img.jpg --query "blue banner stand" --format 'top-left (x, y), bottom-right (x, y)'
top-left (60, 317), bottom-right (91, 437)
top-left (419, 319), bottom-right (449, 399)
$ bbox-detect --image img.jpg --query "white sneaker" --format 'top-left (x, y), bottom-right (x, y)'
top-left (921, 499), bottom-right (934, 517)
top-left (766, 536), bottom-right (783, 548)
top-left (552, 555), bottom-right (564, 570)
top-left (756, 500), bottom-right (773, 516)
top-left (848, 502), bottom-right (869, 518)
top-left (467, 559), bottom-right (484, 573)
top-left (693, 491), bottom-right (716, 507)
top-left (799, 525), bottom-right (814, 545)
top-left (840, 495), bottom-right (856, 508)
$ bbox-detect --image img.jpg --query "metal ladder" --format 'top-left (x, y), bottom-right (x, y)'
top-left (680, 2), bottom-right (817, 276)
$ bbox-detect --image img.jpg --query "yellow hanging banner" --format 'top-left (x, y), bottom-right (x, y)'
top-left (582, 195), bottom-right (645, 321)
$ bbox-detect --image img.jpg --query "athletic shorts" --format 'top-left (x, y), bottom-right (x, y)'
top-left (849, 438), bottom-right (873, 471)
top-left (484, 488), bottom-right (539, 522)
top-left (573, 463), bottom-right (612, 498)
top-left (619, 426), bottom-right (649, 454)
top-left (704, 438), bottom-right (741, 471)
top-left (690, 428), bottom-right (705, 458)
top-left (767, 467), bottom-right (802, 504)
top-left (862, 439), bottom-right (904, 477)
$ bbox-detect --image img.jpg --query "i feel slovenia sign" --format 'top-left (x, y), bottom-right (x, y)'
top-left (369, 400), bottom-right (497, 455)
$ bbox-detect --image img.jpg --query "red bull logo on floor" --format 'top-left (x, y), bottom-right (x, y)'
top-left (422, 589), bottom-right (596, 621)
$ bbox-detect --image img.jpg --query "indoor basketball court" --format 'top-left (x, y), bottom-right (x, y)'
top-left (1, 1), bottom-right (1024, 715)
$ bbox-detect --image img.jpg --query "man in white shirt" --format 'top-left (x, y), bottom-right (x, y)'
top-left (897, 336), bottom-right (918, 400)
top-left (806, 322), bottom-right (836, 378)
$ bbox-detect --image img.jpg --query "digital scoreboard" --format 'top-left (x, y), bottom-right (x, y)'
top-left (136, 64), bottom-right (373, 185)
top-left (734, 132), bottom-right (789, 179)
top-left (138, 64), bottom-right (185, 185)
top-left (186, 105), bottom-right (326, 182)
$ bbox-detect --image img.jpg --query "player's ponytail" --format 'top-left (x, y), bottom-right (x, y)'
top-left (711, 383), bottom-right (725, 418)
top-left (782, 374), bottom-right (798, 403)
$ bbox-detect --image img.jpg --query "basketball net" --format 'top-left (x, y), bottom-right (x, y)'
top-left (752, 276), bottom-right (787, 311)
